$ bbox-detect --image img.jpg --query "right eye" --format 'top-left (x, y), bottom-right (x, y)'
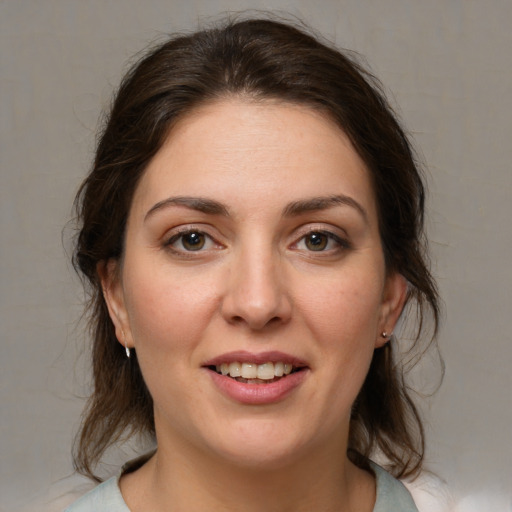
top-left (165, 230), bottom-right (216, 252)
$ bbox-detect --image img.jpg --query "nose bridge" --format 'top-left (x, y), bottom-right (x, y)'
top-left (222, 235), bottom-right (291, 329)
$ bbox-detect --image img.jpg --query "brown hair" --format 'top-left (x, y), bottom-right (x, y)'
top-left (73, 16), bottom-right (440, 481)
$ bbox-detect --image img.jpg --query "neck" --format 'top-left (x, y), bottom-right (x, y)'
top-left (121, 435), bottom-right (375, 512)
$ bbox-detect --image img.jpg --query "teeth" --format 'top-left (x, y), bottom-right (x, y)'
top-left (257, 362), bottom-right (275, 380)
top-left (241, 363), bottom-right (258, 379)
top-left (216, 361), bottom-right (297, 379)
top-left (228, 361), bottom-right (241, 377)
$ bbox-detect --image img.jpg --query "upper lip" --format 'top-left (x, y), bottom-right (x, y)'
top-left (202, 350), bottom-right (308, 367)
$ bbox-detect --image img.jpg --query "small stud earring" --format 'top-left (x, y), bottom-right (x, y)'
top-left (381, 331), bottom-right (392, 339)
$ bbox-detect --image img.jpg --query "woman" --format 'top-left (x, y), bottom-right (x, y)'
top-left (67, 16), bottom-right (439, 512)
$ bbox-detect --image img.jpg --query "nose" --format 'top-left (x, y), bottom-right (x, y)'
top-left (220, 244), bottom-right (292, 331)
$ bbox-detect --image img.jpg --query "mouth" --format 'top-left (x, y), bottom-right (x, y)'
top-left (203, 351), bottom-right (308, 384)
top-left (208, 361), bottom-right (305, 384)
top-left (203, 351), bottom-right (309, 404)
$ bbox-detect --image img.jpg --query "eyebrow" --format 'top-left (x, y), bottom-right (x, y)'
top-left (144, 193), bottom-right (367, 223)
top-left (283, 194), bottom-right (368, 222)
top-left (145, 196), bottom-right (230, 221)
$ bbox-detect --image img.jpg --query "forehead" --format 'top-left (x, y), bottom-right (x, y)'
top-left (130, 99), bottom-right (377, 222)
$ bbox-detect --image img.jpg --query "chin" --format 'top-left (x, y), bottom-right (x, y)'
top-left (204, 417), bottom-right (317, 471)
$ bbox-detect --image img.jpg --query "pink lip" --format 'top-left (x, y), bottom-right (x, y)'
top-left (207, 369), bottom-right (309, 405)
top-left (202, 351), bottom-right (309, 405)
top-left (202, 350), bottom-right (307, 367)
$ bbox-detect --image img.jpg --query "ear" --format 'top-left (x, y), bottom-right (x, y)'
top-left (97, 259), bottom-right (133, 350)
top-left (375, 272), bottom-right (408, 348)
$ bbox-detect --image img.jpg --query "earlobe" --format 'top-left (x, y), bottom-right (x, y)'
top-left (376, 272), bottom-right (408, 348)
top-left (97, 259), bottom-right (133, 350)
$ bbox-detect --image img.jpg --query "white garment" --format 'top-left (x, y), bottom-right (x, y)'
top-left (64, 461), bottom-right (418, 512)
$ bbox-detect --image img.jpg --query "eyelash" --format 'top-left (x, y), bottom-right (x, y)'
top-left (292, 229), bottom-right (351, 253)
top-left (164, 228), bottom-right (220, 254)
top-left (164, 227), bottom-right (350, 255)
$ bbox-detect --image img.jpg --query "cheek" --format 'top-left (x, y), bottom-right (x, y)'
top-left (122, 261), bottom-right (220, 359)
top-left (296, 270), bottom-right (383, 396)
top-left (121, 267), bottom-right (220, 426)
top-left (298, 271), bottom-right (383, 345)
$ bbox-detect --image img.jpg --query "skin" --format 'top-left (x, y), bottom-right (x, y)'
top-left (101, 99), bottom-right (407, 512)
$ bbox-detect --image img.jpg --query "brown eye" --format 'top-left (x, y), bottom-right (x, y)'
top-left (294, 230), bottom-right (350, 254)
top-left (305, 232), bottom-right (329, 251)
top-left (165, 229), bottom-right (222, 255)
top-left (181, 232), bottom-right (206, 251)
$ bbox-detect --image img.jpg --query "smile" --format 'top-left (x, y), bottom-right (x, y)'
top-left (213, 361), bottom-right (301, 383)
top-left (203, 351), bottom-right (309, 404)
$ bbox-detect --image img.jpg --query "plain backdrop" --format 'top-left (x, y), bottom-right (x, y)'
top-left (1, 1), bottom-right (511, 511)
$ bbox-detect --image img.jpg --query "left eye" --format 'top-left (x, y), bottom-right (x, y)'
top-left (295, 231), bottom-right (343, 252)
top-left (167, 231), bottom-right (215, 252)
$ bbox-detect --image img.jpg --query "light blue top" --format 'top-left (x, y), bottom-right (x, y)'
top-left (65, 461), bottom-right (418, 512)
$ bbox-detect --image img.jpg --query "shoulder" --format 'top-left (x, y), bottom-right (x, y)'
top-left (64, 452), bottom-right (153, 512)
top-left (371, 462), bottom-right (419, 512)
top-left (63, 476), bottom-right (130, 512)
top-left (402, 468), bottom-right (454, 512)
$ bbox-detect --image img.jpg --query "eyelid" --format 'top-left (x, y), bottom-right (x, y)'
top-left (290, 224), bottom-right (352, 252)
top-left (163, 225), bottom-right (224, 254)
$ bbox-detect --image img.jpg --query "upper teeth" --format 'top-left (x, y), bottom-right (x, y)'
top-left (216, 362), bottom-right (293, 380)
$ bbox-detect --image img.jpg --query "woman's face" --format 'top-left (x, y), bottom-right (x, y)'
top-left (103, 99), bottom-right (406, 469)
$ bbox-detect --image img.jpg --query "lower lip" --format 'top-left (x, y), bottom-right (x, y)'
top-left (207, 369), bottom-right (308, 405)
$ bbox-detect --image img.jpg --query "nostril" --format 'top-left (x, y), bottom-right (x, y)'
top-left (220, 282), bottom-right (292, 329)
top-left (229, 314), bottom-right (284, 330)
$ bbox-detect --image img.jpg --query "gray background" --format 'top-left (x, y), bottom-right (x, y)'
top-left (1, 1), bottom-right (511, 511)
